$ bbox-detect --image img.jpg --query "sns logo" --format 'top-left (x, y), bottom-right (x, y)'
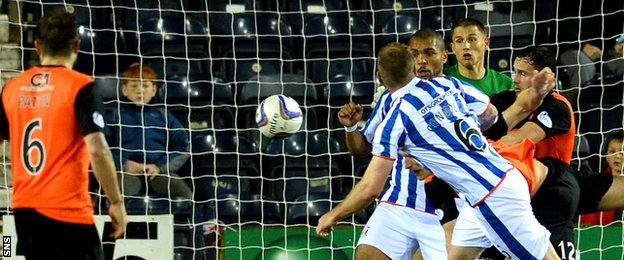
top-left (3, 236), bottom-right (11, 257)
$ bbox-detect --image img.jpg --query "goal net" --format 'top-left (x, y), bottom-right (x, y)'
top-left (0, 0), bottom-right (623, 259)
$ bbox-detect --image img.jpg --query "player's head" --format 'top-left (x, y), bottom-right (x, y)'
top-left (450, 18), bottom-right (489, 71)
top-left (604, 130), bottom-right (624, 175)
top-left (377, 42), bottom-right (415, 88)
top-left (512, 46), bottom-right (556, 92)
top-left (35, 9), bottom-right (80, 63)
top-left (409, 27), bottom-right (448, 80)
top-left (121, 63), bottom-right (158, 105)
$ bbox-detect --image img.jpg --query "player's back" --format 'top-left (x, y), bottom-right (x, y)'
top-left (373, 77), bottom-right (513, 205)
top-left (1, 65), bottom-right (95, 224)
top-left (361, 89), bottom-right (436, 213)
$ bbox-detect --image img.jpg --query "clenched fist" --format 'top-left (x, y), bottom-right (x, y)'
top-left (337, 102), bottom-right (363, 127)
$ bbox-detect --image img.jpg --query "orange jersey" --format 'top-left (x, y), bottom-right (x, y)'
top-left (2, 66), bottom-right (94, 224)
top-left (533, 93), bottom-right (575, 164)
top-left (490, 138), bottom-right (539, 194)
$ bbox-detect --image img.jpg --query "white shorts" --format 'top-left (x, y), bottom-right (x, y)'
top-left (452, 169), bottom-right (551, 260)
top-left (357, 202), bottom-right (447, 260)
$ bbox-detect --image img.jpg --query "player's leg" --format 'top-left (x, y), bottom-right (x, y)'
top-left (449, 203), bottom-right (489, 260)
top-left (533, 158), bottom-right (580, 259)
top-left (355, 245), bottom-right (391, 260)
top-left (474, 169), bottom-right (555, 260)
top-left (357, 203), bottom-right (441, 260)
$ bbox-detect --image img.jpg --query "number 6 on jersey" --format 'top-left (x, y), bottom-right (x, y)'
top-left (21, 118), bottom-right (46, 175)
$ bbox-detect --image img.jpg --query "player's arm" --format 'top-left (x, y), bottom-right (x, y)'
top-left (75, 82), bottom-right (127, 238)
top-left (450, 77), bottom-right (497, 131)
top-left (0, 89), bottom-right (9, 140)
top-left (501, 96), bottom-right (571, 145)
top-left (316, 155), bottom-right (393, 236)
top-left (339, 102), bottom-right (372, 157)
top-left (484, 68), bottom-right (556, 139)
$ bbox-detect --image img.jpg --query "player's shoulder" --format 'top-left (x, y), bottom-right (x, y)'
top-left (535, 92), bottom-right (573, 116)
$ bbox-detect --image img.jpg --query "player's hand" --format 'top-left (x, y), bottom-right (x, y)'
top-left (316, 212), bottom-right (337, 237)
top-left (145, 164), bottom-right (160, 181)
top-left (337, 102), bottom-right (363, 127)
top-left (530, 67), bottom-right (556, 97)
top-left (516, 67), bottom-right (556, 112)
top-left (400, 151), bottom-right (433, 180)
top-left (108, 200), bottom-right (128, 239)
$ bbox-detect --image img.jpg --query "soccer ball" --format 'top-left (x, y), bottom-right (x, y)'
top-left (256, 94), bottom-right (303, 138)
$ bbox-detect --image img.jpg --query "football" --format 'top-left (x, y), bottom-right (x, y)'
top-left (255, 94), bottom-right (303, 138)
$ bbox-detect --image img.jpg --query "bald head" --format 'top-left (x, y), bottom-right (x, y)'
top-left (377, 42), bottom-right (415, 88)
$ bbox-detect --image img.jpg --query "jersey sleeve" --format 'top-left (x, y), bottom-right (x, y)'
top-left (448, 77), bottom-right (489, 115)
top-left (371, 101), bottom-right (406, 160)
top-left (74, 82), bottom-right (106, 136)
top-left (0, 88), bottom-right (8, 139)
top-left (528, 95), bottom-right (571, 138)
top-left (360, 91), bottom-right (389, 143)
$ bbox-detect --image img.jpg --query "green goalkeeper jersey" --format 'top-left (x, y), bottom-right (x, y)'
top-left (445, 64), bottom-right (515, 96)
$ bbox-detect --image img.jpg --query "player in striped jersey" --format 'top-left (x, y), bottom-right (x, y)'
top-left (316, 30), bottom-right (498, 260)
top-left (367, 43), bottom-right (560, 259)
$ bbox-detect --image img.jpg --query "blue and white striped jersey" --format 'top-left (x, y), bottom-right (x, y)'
top-left (371, 76), bottom-right (512, 205)
top-left (361, 76), bottom-right (491, 211)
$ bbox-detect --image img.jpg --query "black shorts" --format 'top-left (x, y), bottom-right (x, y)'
top-left (575, 167), bottom-right (614, 214)
top-left (532, 157), bottom-right (581, 259)
top-left (14, 208), bottom-right (104, 260)
top-left (480, 157), bottom-right (581, 260)
top-left (424, 176), bottom-right (459, 224)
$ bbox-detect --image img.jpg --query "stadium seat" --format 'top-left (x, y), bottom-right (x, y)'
top-left (303, 13), bottom-right (372, 57)
top-left (238, 74), bottom-right (318, 129)
top-left (189, 130), bottom-right (261, 200)
top-left (467, 5), bottom-right (534, 72)
top-left (210, 13), bottom-right (293, 58)
top-left (209, 13), bottom-right (294, 82)
top-left (222, 59), bottom-right (283, 83)
top-left (93, 75), bottom-right (123, 102)
top-left (74, 25), bottom-right (128, 75)
top-left (281, 0), bottom-right (351, 35)
top-left (302, 13), bottom-right (374, 83)
top-left (286, 193), bottom-right (368, 225)
top-left (111, 195), bottom-right (193, 216)
top-left (202, 193), bottom-right (283, 224)
top-left (158, 74), bottom-right (234, 129)
top-left (371, 0), bottom-right (421, 34)
top-left (144, 56), bottom-right (210, 78)
top-left (138, 14), bottom-right (209, 56)
top-left (571, 135), bottom-right (594, 172)
top-left (576, 104), bottom-right (624, 170)
top-left (319, 73), bottom-right (376, 130)
top-left (379, 12), bottom-right (454, 47)
top-left (577, 74), bottom-right (624, 110)
top-left (263, 132), bottom-right (345, 201)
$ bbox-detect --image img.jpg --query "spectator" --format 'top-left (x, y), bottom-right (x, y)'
top-left (580, 130), bottom-right (624, 225)
top-left (107, 63), bottom-right (192, 200)
top-left (605, 34), bottom-right (624, 77)
top-left (446, 18), bottom-right (515, 96)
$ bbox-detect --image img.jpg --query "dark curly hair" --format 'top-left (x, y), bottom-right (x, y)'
top-left (36, 8), bottom-right (78, 57)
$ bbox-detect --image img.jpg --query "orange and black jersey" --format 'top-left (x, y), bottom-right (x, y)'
top-left (0, 65), bottom-right (105, 224)
top-left (485, 90), bottom-right (575, 164)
